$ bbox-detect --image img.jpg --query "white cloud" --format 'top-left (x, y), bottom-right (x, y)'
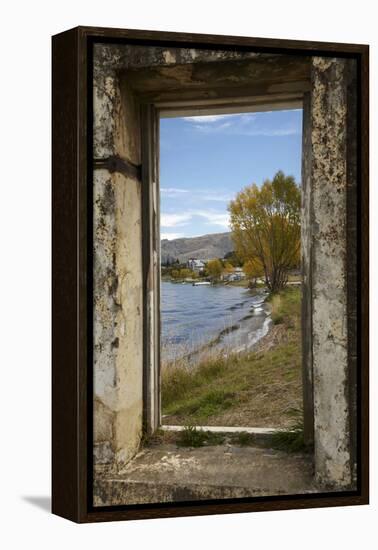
top-left (192, 121), bottom-right (234, 133)
top-left (183, 114), bottom-right (231, 124)
top-left (161, 232), bottom-right (184, 240)
top-left (194, 210), bottom-right (230, 228)
top-left (241, 127), bottom-right (299, 137)
top-left (161, 187), bottom-right (190, 199)
top-left (161, 209), bottom-right (230, 230)
top-left (161, 187), bottom-right (189, 194)
top-left (160, 213), bottom-right (192, 228)
top-left (182, 111), bottom-right (301, 137)
top-left (161, 188), bottom-right (232, 203)
top-left (197, 191), bottom-right (233, 203)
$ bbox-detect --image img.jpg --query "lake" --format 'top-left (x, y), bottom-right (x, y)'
top-left (161, 281), bottom-right (271, 361)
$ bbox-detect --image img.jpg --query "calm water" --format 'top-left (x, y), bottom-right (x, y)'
top-left (161, 281), bottom-right (271, 360)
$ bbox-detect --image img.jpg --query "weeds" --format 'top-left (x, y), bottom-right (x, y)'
top-left (176, 425), bottom-right (225, 448)
top-left (141, 428), bottom-right (177, 447)
top-left (272, 314), bottom-right (284, 325)
top-left (270, 287), bottom-right (301, 328)
top-left (229, 431), bottom-right (256, 446)
top-left (269, 411), bottom-right (310, 453)
top-left (162, 354), bottom-right (228, 412)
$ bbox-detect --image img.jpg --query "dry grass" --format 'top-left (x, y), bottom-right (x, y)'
top-left (162, 287), bottom-right (302, 428)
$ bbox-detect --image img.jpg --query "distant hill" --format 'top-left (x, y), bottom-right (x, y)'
top-left (161, 232), bottom-right (234, 264)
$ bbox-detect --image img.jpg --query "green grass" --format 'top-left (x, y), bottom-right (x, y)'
top-left (228, 430), bottom-right (304, 449)
top-left (270, 286), bottom-right (301, 327)
top-left (162, 357), bottom-right (229, 414)
top-left (265, 406), bottom-right (310, 453)
top-left (269, 423), bottom-right (308, 453)
top-left (173, 389), bottom-right (236, 418)
top-left (162, 287), bottom-right (302, 427)
top-left (176, 426), bottom-right (226, 447)
top-left (141, 425), bottom-right (310, 452)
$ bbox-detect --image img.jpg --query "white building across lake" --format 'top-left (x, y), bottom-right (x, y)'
top-left (187, 259), bottom-right (206, 273)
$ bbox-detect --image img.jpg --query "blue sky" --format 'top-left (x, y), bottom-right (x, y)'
top-left (160, 109), bottom-right (303, 240)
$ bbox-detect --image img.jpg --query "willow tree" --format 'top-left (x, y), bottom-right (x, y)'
top-left (243, 257), bottom-right (264, 288)
top-left (206, 259), bottom-right (223, 281)
top-left (228, 171), bottom-right (301, 293)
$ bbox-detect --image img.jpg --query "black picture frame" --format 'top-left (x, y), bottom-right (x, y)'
top-left (52, 26), bottom-right (369, 523)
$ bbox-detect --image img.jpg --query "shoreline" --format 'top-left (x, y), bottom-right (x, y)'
top-left (161, 286), bottom-right (302, 428)
top-left (162, 288), bottom-right (272, 367)
top-left (213, 296), bottom-right (272, 355)
top-left (161, 276), bottom-right (255, 289)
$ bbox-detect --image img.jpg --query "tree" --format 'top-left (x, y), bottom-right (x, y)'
top-left (207, 259), bottom-right (223, 281)
top-left (243, 258), bottom-right (264, 288)
top-left (223, 261), bottom-right (234, 275)
top-left (179, 268), bottom-right (193, 279)
top-left (224, 250), bottom-right (242, 267)
top-left (228, 171), bottom-right (301, 293)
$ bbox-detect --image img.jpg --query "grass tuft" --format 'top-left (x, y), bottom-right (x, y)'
top-left (176, 425), bottom-right (225, 447)
top-left (269, 415), bottom-right (311, 453)
top-left (270, 287), bottom-right (301, 327)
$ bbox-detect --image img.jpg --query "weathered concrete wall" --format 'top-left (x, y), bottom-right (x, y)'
top-left (93, 43), bottom-right (357, 490)
top-left (93, 49), bottom-right (143, 467)
top-left (93, 42), bottom-right (274, 73)
top-left (310, 57), bottom-right (356, 488)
